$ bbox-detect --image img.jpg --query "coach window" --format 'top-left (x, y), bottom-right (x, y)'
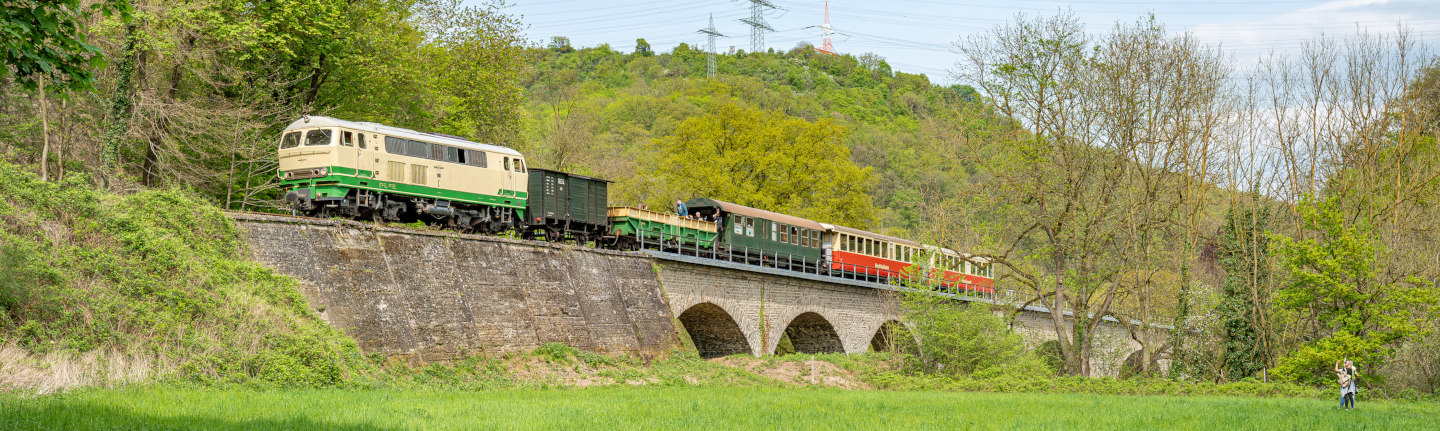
top-left (280, 131), bottom-right (301, 149)
top-left (733, 216), bottom-right (744, 235)
top-left (746, 217), bottom-right (754, 236)
top-left (779, 224), bottom-right (788, 243)
top-left (790, 227), bottom-right (799, 245)
top-left (305, 129), bottom-right (333, 146)
top-left (771, 224), bottom-right (779, 241)
top-left (341, 131), bottom-right (355, 147)
top-left (800, 229), bottom-right (809, 247)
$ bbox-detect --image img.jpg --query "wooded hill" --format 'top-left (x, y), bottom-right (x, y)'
top-left (514, 38), bottom-right (1004, 233)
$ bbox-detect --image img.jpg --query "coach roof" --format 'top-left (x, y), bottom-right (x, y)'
top-left (283, 115), bottom-right (523, 157)
top-left (685, 198), bottom-right (825, 230)
top-left (820, 223), bottom-right (923, 248)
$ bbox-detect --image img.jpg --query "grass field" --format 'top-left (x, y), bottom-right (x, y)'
top-left (2, 386), bottom-right (1435, 430)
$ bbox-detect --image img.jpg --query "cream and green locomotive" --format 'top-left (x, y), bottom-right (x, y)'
top-left (277, 116), bottom-right (530, 233)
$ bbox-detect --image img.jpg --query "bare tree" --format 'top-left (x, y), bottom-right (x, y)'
top-left (952, 12), bottom-right (1230, 376)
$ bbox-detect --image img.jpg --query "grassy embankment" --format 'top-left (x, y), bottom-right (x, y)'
top-left (3, 385), bottom-right (1436, 430)
top-left (0, 161), bottom-right (374, 391)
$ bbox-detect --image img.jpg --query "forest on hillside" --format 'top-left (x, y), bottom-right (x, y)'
top-left (2, 0), bottom-right (1439, 395)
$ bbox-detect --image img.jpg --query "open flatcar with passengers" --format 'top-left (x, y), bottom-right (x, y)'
top-left (825, 224), bottom-right (994, 294)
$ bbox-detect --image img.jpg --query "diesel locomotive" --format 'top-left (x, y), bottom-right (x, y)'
top-left (277, 116), bottom-right (994, 293)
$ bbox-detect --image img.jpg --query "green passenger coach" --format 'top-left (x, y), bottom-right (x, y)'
top-left (683, 198), bottom-right (825, 267)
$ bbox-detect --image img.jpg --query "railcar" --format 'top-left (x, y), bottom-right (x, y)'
top-left (825, 224), bottom-right (994, 294)
top-left (521, 169), bottom-right (611, 243)
top-left (277, 116), bottom-right (530, 233)
top-left (607, 206), bottom-right (717, 250)
top-left (683, 198), bottom-right (825, 271)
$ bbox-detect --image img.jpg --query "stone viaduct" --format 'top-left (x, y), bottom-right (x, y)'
top-left (230, 213), bottom-right (1150, 376)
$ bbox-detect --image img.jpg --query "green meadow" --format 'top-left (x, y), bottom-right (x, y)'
top-left (2, 386), bottom-right (1434, 430)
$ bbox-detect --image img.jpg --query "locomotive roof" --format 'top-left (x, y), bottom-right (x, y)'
top-left (820, 224), bottom-right (923, 248)
top-left (282, 116), bottom-right (523, 157)
top-left (684, 198), bottom-right (825, 230)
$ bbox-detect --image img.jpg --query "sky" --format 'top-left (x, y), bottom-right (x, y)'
top-left (494, 0), bottom-right (1439, 83)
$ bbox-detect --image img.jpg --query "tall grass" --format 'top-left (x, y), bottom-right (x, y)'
top-left (2, 386), bottom-right (1435, 430)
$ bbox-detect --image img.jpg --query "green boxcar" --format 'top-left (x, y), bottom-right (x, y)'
top-left (607, 207), bottom-right (717, 248)
top-left (523, 169), bottom-right (611, 241)
top-left (683, 198), bottom-right (824, 263)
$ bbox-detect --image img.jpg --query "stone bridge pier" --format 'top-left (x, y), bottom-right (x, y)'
top-left (652, 258), bottom-right (904, 358)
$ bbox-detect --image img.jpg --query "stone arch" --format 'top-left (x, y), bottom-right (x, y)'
top-left (869, 320), bottom-right (906, 352)
top-left (780, 312), bottom-right (844, 354)
top-left (676, 302), bottom-right (753, 358)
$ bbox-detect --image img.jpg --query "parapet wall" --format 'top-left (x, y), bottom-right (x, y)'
top-left (231, 213), bottom-right (679, 361)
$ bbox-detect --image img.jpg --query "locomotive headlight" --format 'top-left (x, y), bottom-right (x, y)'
top-left (317, 168), bottom-right (328, 176)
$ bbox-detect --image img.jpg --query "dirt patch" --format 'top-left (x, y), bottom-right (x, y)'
top-left (713, 356), bottom-right (867, 389)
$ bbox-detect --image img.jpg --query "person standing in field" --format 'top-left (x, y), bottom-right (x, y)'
top-left (1335, 359), bottom-right (1358, 410)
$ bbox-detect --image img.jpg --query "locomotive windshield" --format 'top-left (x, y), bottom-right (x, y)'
top-left (280, 131), bottom-right (300, 149)
top-left (305, 129), bottom-right (333, 146)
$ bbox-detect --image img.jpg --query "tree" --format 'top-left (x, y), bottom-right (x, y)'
top-left (1215, 199), bottom-right (1273, 381)
top-left (1, 0), bottom-right (129, 92)
top-left (1270, 197), bottom-right (1440, 386)
top-left (652, 100), bottom-right (876, 228)
top-left (951, 12), bottom-right (1228, 376)
top-left (635, 38), bottom-right (652, 56)
top-left (549, 36), bottom-right (573, 53)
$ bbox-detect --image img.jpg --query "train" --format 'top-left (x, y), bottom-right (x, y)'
top-left (277, 116), bottom-right (994, 294)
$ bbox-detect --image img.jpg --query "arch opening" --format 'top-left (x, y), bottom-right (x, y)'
top-left (869, 320), bottom-right (905, 352)
top-left (677, 303), bottom-right (751, 358)
top-left (781, 312), bottom-right (844, 354)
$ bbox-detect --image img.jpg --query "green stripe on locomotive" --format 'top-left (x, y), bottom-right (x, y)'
top-left (609, 211), bottom-right (717, 248)
top-left (279, 166), bottom-right (529, 211)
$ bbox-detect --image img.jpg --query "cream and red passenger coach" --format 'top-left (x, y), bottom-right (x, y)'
top-left (823, 224), bottom-right (995, 294)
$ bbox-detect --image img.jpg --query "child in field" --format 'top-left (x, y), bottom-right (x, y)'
top-left (1335, 359), bottom-right (1357, 410)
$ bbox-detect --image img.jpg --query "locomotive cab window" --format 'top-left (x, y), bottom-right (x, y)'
top-left (515, 159), bottom-right (525, 173)
top-left (341, 131), bottom-right (355, 147)
top-left (504, 157), bottom-right (511, 171)
top-left (280, 132), bottom-right (301, 149)
top-left (358, 134), bottom-right (367, 149)
top-left (305, 129), bottom-right (332, 146)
